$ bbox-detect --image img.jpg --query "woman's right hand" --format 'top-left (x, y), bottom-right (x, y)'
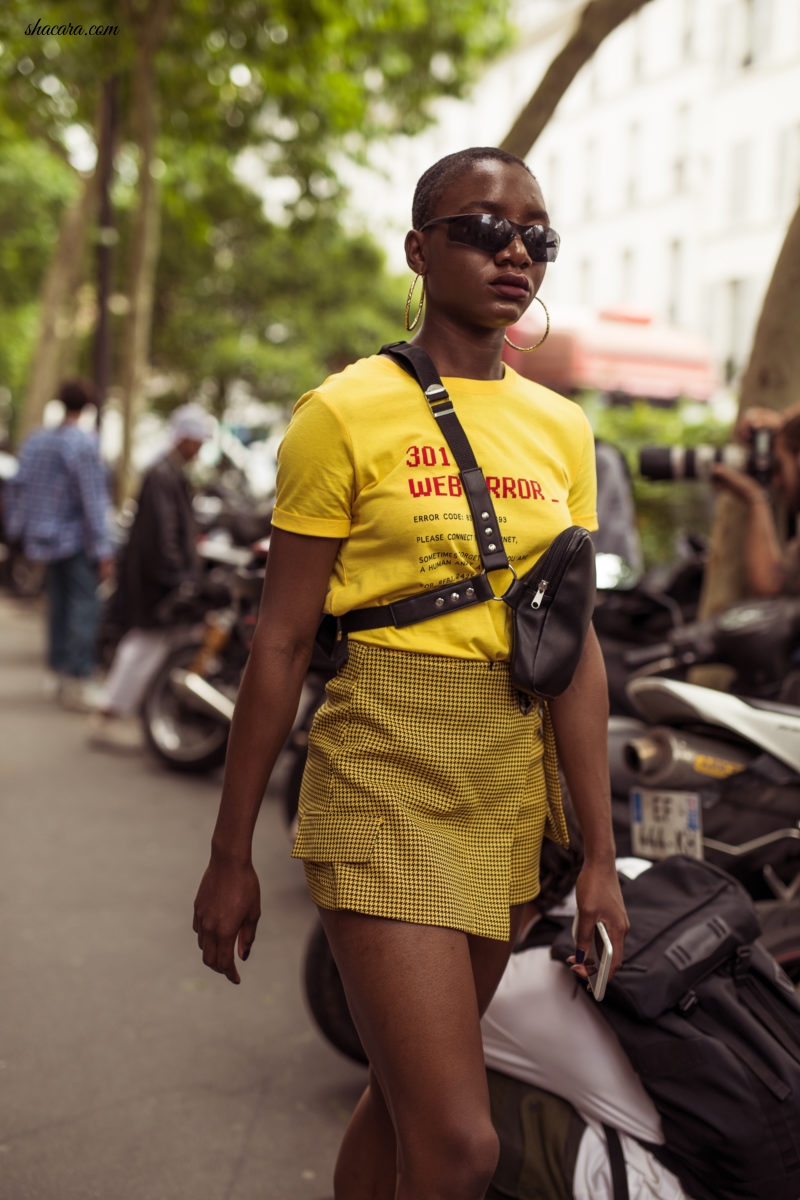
top-left (193, 530), bottom-right (340, 979)
top-left (193, 855), bottom-right (262, 985)
top-left (710, 461), bottom-right (767, 505)
top-left (191, 531), bottom-right (341, 984)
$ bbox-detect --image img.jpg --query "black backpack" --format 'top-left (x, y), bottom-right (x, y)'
top-left (552, 855), bottom-right (800, 1200)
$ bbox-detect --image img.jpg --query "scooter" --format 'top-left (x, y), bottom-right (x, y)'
top-left (140, 541), bottom-right (265, 772)
top-left (593, 538), bottom-right (706, 716)
top-left (140, 539), bottom-right (333, 775)
top-left (608, 595), bottom-right (800, 878)
top-left (606, 595), bottom-right (800, 990)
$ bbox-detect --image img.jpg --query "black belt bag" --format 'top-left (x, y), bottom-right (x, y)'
top-left (340, 342), bottom-right (596, 700)
top-left (502, 524), bottom-right (596, 698)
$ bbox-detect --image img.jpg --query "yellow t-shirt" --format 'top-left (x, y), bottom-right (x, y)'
top-left (273, 353), bottom-right (597, 660)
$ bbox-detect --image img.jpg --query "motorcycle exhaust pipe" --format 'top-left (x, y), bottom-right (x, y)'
top-left (624, 727), bottom-right (757, 789)
top-left (169, 668), bottom-right (235, 723)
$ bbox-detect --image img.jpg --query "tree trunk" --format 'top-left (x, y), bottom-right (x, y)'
top-left (500, 0), bottom-right (655, 158)
top-left (698, 200), bottom-right (800, 619)
top-left (116, 2), bottom-right (173, 500)
top-left (16, 168), bottom-right (99, 443)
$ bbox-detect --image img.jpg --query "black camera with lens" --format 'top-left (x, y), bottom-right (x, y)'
top-left (638, 428), bottom-right (775, 486)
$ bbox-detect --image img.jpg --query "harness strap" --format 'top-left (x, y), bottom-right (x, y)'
top-left (340, 343), bottom-right (515, 635)
top-left (340, 570), bottom-right (495, 632)
top-left (382, 342), bottom-right (512, 574)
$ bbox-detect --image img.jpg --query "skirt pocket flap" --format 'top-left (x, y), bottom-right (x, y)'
top-left (293, 812), bottom-right (384, 863)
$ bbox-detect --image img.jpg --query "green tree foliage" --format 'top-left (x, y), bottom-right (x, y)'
top-left (0, 142), bottom-right (78, 413)
top-left (0, 142), bottom-right (78, 304)
top-left (0, 0), bottom-right (512, 437)
top-left (0, 0), bottom-right (511, 191)
top-left (146, 144), bottom-right (405, 410)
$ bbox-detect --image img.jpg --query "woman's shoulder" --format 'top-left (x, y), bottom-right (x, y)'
top-left (300, 352), bottom-right (415, 418)
top-left (501, 366), bottom-right (592, 429)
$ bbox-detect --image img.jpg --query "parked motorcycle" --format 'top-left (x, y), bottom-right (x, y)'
top-left (605, 594), bottom-right (800, 1001)
top-left (140, 540), bottom-right (264, 772)
top-left (593, 536), bottom-right (706, 715)
top-left (607, 595), bottom-right (800, 905)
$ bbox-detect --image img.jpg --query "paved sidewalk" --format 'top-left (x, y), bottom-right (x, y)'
top-left (0, 593), bottom-right (364, 1200)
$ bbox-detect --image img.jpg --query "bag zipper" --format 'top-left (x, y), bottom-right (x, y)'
top-left (528, 528), bottom-right (584, 609)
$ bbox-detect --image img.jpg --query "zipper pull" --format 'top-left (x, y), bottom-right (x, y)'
top-left (530, 580), bottom-right (548, 609)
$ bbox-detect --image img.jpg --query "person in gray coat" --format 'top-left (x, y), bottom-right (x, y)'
top-left (90, 404), bottom-right (215, 746)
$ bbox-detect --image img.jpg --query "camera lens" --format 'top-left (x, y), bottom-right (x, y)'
top-left (639, 444), bottom-right (748, 481)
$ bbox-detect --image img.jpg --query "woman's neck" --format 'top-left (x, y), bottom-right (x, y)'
top-left (410, 320), bottom-right (506, 380)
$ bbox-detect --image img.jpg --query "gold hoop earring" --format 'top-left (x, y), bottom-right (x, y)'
top-left (504, 295), bottom-right (550, 352)
top-left (405, 274), bottom-right (426, 332)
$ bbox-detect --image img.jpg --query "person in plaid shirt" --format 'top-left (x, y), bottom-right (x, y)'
top-left (6, 379), bottom-right (113, 709)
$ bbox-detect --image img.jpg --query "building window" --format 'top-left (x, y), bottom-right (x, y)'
top-left (589, 57), bottom-right (600, 99)
top-left (742, 0), bottom-right (773, 68)
top-left (626, 122), bottom-right (640, 207)
top-left (717, 3), bottom-right (735, 72)
top-left (620, 248), bottom-right (635, 305)
top-left (583, 138), bottom-right (597, 219)
top-left (728, 140), bottom-right (752, 223)
top-left (631, 10), bottom-right (645, 80)
top-left (673, 104), bottom-right (690, 193)
top-left (775, 124), bottom-right (800, 213)
top-left (580, 258), bottom-right (592, 307)
top-left (682, 0), bottom-right (694, 59)
top-left (668, 240), bottom-right (683, 325)
top-left (545, 153), bottom-right (560, 218)
top-left (724, 278), bottom-right (748, 381)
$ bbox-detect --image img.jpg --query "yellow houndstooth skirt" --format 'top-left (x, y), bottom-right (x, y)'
top-left (291, 641), bottom-right (568, 941)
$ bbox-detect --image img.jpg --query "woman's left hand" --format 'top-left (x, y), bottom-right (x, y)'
top-left (569, 860), bottom-right (629, 985)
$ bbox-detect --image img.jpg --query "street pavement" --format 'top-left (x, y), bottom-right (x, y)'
top-left (0, 592), bottom-right (365, 1200)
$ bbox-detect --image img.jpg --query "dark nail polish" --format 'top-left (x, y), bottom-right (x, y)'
top-left (242, 948), bottom-right (250, 961)
top-left (575, 948), bottom-right (586, 964)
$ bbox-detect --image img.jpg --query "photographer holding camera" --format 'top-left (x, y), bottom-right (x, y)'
top-left (710, 405), bottom-right (800, 597)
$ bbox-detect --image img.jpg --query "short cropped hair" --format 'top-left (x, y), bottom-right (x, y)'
top-left (411, 147), bottom-right (535, 231)
top-left (59, 379), bottom-right (97, 414)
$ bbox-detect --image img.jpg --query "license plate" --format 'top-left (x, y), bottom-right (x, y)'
top-left (630, 788), bottom-right (703, 860)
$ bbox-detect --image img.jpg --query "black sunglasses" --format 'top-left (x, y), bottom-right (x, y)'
top-left (419, 213), bottom-right (560, 263)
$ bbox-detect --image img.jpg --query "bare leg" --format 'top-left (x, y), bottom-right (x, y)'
top-left (321, 906), bottom-right (526, 1200)
top-left (332, 1068), bottom-right (397, 1200)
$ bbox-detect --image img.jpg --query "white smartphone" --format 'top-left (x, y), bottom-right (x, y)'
top-left (572, 913), bottom-right (613, 1002)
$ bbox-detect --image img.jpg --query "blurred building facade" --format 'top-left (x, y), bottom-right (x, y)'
top-left (529, 0), bottom-right (800, 388)
top-left (355, 0), bottom-right (800, 393)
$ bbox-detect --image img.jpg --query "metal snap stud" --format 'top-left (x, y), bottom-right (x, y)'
top-left (480, 511), bottom-right (489, 519)
top-left (484, 527), bottom-right (493, 535)
top-left (434, 597), bottom-right (445, 608)
top-left (465, 587), bottom-right (475, 598)
top-left (488, 543), bottom-right (497, 552)
top-left (450, 592), bottom-right (460, 602)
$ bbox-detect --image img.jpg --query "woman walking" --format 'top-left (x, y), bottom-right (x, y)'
top-left (193, 146), bottom-right (628, 1200)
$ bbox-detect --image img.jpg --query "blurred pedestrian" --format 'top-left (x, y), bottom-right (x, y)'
top-left (5, 379), bottom-right (113, 709)
top-left (90, 402), bottom-right (215, 747)
top-left (593, 439), bottom-right (643, 575)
